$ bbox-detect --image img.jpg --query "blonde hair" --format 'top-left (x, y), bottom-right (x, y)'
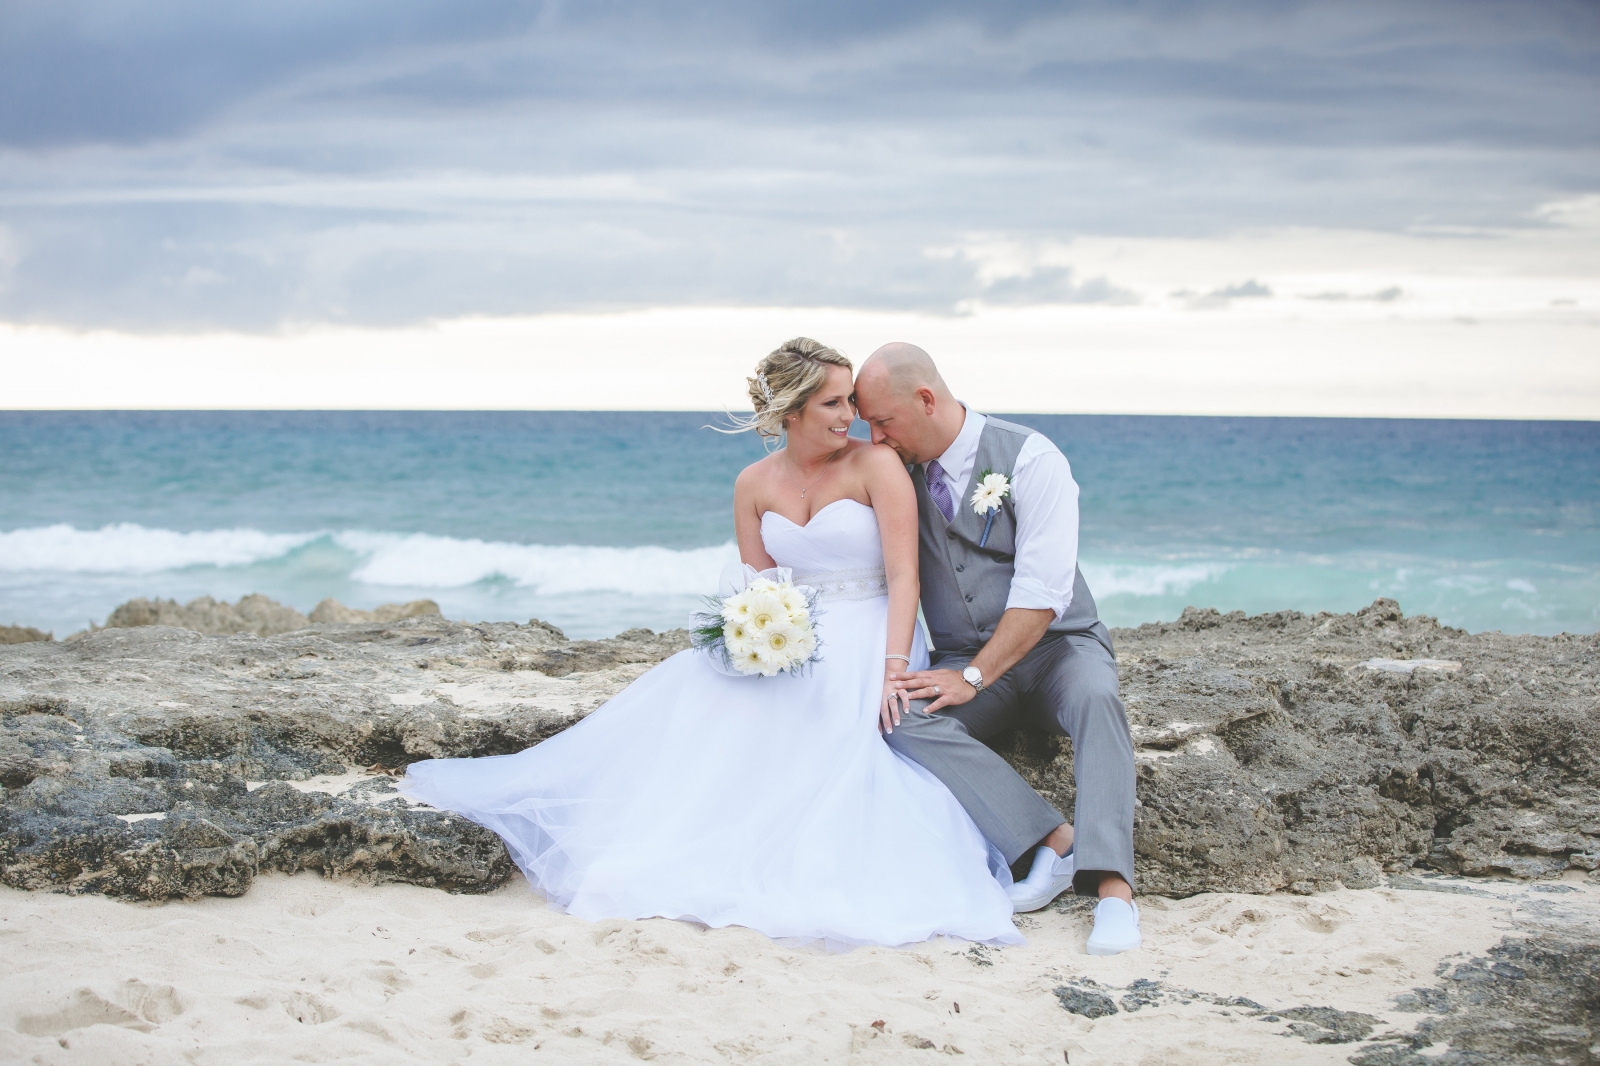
top-left (723, 337), bottom-right (852, 441)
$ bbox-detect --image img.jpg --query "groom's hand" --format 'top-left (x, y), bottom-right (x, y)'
top-left (890, 668), bottom-right (976, 714)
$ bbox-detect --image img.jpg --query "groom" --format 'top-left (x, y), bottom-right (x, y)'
top-left (853, 343), bottom-right (1141, 956)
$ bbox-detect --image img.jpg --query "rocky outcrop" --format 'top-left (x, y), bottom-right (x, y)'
top-left (991, 599), bottom-right (1599, 896)
top-left (0, 625), bottom-right (51, 645)
top-left (1043, 879), bottom-right (1600, 1066)
top-left (1, 600), bottom-right (1595, 904)
top-left (0, 616), bottom-right (683, 900)
top-left (104, 594), bottom-right (312, 637)
top-left (307, 598), bottom-right (441, 625)
top-left (1355, 933), bottom-right (1600, 1065)
top-left (1356, 875), bottom-right (1600, 1065)
top-left (98, 594), bottom-right (441, 636)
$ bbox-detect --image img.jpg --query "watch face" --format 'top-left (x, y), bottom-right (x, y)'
top-left (963, 667), bottom-right (981, 684)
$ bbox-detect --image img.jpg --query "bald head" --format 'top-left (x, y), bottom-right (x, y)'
top-left (852, 341), bottom-right (965, 465)
top-left (858, 342), bottom-right (952, 401)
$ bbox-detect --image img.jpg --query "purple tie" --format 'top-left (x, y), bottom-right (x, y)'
top-left (926, 460), bottom-right (956, 523)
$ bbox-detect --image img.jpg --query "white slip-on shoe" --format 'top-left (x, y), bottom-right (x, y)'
top-left (1085, 897), bottom-right (1141, 955)
top-left (1007, 846), bottom-right (1076, 913)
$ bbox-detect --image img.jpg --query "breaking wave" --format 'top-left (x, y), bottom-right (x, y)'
top-left (0, 523), bottom-right (738, 596)
top-left (0, 523), bottom-right (320, 574)
top-left (335, 531), bottom-right (737, 595)
top-left (1079, 561), bottom-right (1230, 598)
top-left (1, 523), bottom-right (1589, 640)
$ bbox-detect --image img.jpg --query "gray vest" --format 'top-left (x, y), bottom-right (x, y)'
top-left (914, 416), bottom-right (1111, 657)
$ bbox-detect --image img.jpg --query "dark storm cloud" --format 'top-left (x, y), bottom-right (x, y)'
top-left (0, 0), bottom-right (543, 145)
top-left (0, 0), bottom-right (1595, 329)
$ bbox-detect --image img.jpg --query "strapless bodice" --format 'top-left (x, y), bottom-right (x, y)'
top-left (759, 499), bottom-right (885, 578)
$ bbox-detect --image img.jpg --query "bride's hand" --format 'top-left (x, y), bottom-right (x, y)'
top-left (879, 676), bottom-right (910, 734)
top-left (889, 667), bottom-right (975, 714)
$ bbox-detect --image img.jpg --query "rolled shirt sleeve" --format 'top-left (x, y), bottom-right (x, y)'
top-left (1003, 433), bottom-right (1080, 621)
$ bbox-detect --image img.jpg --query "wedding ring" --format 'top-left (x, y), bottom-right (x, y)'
top-left (934, 686), bottom-right (941, 695)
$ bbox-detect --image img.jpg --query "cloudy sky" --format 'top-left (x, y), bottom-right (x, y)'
top-left (2, 0), bottom-right (1597, 414)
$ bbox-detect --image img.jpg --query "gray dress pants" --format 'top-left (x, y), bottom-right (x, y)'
top-left (883, 631), bottom-right (1136, 895)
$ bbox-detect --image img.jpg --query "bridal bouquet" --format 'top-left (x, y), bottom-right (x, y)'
top-left (692, 565), bottom-right (821, 677)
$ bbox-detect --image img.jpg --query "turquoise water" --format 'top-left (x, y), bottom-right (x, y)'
top-left (2, 412), bottom-right (1595, 639)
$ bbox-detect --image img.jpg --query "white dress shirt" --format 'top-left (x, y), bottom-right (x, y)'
top-left (922, 407), bottom-right (1080, 621)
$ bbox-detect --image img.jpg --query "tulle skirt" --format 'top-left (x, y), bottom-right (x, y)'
top-left (400, 596), bottom-right (1021, 949)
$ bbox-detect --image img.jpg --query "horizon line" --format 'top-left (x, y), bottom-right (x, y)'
top-left (3, 408), bottom-right (1597, 424)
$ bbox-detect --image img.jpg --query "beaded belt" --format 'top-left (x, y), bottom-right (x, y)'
top-left (793, 566), bottom-right (889, 602)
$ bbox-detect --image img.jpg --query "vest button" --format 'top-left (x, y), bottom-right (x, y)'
top-left (955, 564), bottom-right (965, 572)
top-left (965, 594), bottom-right (974, 602)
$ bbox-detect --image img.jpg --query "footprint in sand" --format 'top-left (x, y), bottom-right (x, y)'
top-left (1297, 910), bottom-right (1343, 934)
top-left (281, 990), bottom-right (340, 1025)
top-left (16, 980), bottom-right (183, 1037)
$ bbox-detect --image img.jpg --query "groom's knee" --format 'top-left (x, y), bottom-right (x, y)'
top-left (882, 702), bottom-right (959, 755)
top-left (1039, 642), bottom-right (1128, 739)
top-left (883, 702), bottom-right (932, 747)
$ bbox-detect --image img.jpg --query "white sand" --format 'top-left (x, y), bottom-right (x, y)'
top-left (3, 872), bottom-right (1593, 1065)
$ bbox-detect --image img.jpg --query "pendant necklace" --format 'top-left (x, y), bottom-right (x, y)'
top-left (787, 451), bottom-right (838, 498)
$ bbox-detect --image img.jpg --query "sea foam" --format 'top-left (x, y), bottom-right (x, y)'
top-left (335, 531), bottom-right (738, 594)
top-left (1080, 562), bottom-right (1230, 598)
top-left (0, 523), bottom-right (320, 574)
top-left (1, 524), bottom-right (1227, 600)
top-left (0, 523), bottom-right (739, 596)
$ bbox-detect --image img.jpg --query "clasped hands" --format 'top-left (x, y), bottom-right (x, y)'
top-left (878, 667), bottom-right (977, 733)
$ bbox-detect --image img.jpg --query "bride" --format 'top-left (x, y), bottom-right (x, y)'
top-left (401, 337), bottom-right (1020, 948)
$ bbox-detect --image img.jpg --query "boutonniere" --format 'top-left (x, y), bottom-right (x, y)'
top-left (969, 469), bottom-right (1011, 548)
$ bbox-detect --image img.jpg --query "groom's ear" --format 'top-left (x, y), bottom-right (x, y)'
top-left (916, 386), bottom-right (938, 414)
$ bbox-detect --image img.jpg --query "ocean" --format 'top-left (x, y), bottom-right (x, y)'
top-left (2, 412), bottom-right (1595, 640)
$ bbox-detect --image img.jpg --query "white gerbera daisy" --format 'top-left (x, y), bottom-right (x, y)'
top-left (721, 589), bottom-right (754, 626)
top-left (764, 624), bottom-right (796, 654)
top-left (970, 471), bottom-right (1011, 514)
top-left (724, 623), bottom-right (753, 659)
top-left (735, 645), bottom-right (771, 674)
top-left (744, 590), bottom-right (787, 631)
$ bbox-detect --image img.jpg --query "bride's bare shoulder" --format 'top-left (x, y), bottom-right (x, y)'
top-left (848, 439), bottom-right (910, 478)
top-left (734, 452), bottom-right (780, 496)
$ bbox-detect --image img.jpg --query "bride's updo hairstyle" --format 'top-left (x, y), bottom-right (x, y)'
top-left (725, 337), bottom-right (853, 441)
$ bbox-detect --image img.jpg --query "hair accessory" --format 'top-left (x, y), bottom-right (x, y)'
top-left (756, 371), bottom-right (775, 404)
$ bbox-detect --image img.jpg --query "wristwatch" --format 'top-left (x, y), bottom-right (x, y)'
top-left (962, 665), bottom-right (984, 695)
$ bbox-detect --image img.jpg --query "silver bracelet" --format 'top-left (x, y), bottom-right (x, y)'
top-left (885, 654), bottom-right (911, 664)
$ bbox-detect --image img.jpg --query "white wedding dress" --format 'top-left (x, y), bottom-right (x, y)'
top-left (401, 499), bottom-right (1021, 948)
